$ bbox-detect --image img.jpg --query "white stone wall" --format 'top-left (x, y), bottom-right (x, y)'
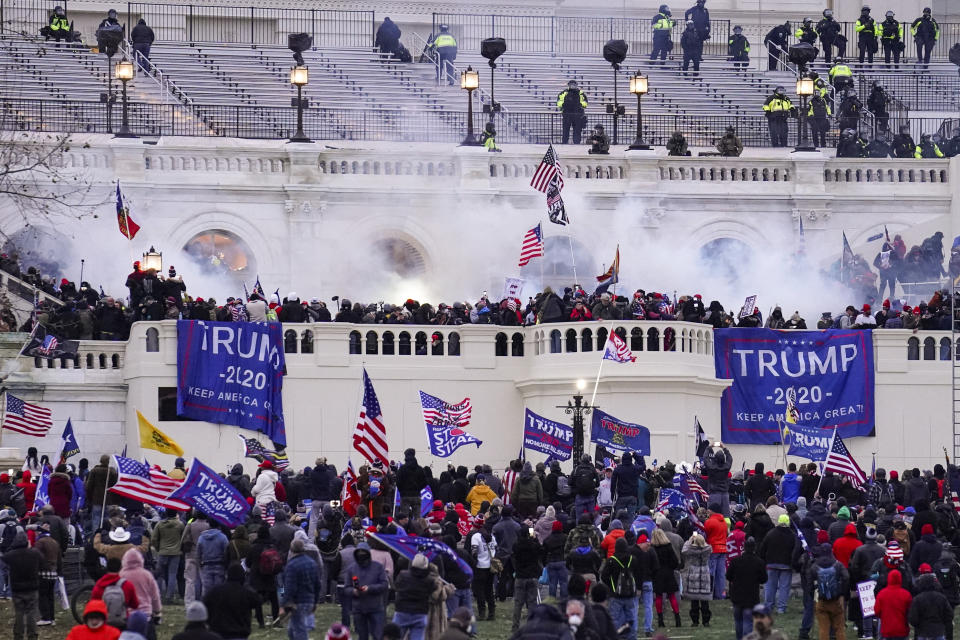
top-left (0, 323), bottom-right (952, 478)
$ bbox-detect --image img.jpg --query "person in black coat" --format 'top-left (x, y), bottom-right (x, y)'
top-left (763, 22), bottom-right (790, 70)
top-left (131, 19), bottom-right (155, 62)
top-left (203, 563), bottom-right (261, 639)
top-left (508, 603), bottom-right (574, 640)
top-left (611, 452), bottom-right (641, 520)
top-left (744, 505), bottom-right (774, 544)
top-left (396, 449), bottom-right (427, 515)
top-left (278, 294), bottom-right (306, 322)
top-left (909, 573), bottom-right (954, 639)
top-left (910, 524), bottom-right (943, 572)
top-left (745, 463), bottom-right (775, 509)
top-left (726, 537), bottom-right (767, 640)
top-left (375, 17), bottom-right (401, 56)
top-left (704, 446), bottom-right (733, 516)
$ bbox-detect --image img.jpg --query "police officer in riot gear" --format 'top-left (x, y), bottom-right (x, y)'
top-left (763, 21), bottom-right (790, 71)
top-left (816, 9), bottom-right (842, 63)
top-left (911, 8), bottom-right (939, 67)
top-left (557, 80), bottom-right (588, 144)
top-left (855, 6), bottom-right (879, 64)
top-left (879, 11), bottom-right (903, 66)
top-left (650, 5), bottom-right (675, 63)
top-left (762, 86), bottom-right (793, 147)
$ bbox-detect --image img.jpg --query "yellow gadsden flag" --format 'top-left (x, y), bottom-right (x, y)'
top-left (137, 411), bottom-right (184, 457)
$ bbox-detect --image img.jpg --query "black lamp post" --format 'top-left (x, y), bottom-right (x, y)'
top-left (794, 75), bottom-right (817, 152)
top-left (288, 65), bottom-right (312, 143)
top-left (460, 66), bottom-right (482, 146)
top-left (628, 72), bottom-right (651, 150)
top-left (114, 57), bottom-right (136, 138)
top-left (559, 379), bottom-right (593, 464)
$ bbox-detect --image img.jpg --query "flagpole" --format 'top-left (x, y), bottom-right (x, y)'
top-left (589, 351), bottom-right (606, 407)
top-left (815, 426), bottom-right (839, 498)
top-left (567, 235), bottom-right (578, 287)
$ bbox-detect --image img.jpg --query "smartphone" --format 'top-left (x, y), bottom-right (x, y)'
top-left (713, 441), bottom-right (722, 448)
top-left (528, 527), bottom-right (535, 537)
top-left (329, 500), bottom-right (341, 508)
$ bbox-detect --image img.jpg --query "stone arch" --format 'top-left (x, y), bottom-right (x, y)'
top-left (382, 331), bottom-right (395, 355)
top-left (495, 332), bottom-right (508, 356)
top-left (145, 327), bottom-right (160, 352)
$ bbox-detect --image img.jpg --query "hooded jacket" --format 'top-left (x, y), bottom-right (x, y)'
top-left (704, 513), bottom-right (728, 552)
top-left (343, 545), bottom-right (388, 613)
top-left (909, 573), bottom-right (954, 637)
top-left (874, 569), bottom-right (912, 638)
top-left (610, 453), bottom-right (641, 499)
top-left (904, 474), bottom-right (930, 507)
top-left (196, 528), bottom-right (228, 566)
top-left (48, 471), bottom-right (73, 518)
top-left (909, 530), bottom-right (943, 572)
top-left (780, 472), bottom-right (801, 504)
top-left (152, 516), bottom-right (184, 556)
top-left (512, 603), bottom-right (575, 640)
top-left (511, 463), bottom-right (544, 510)
top-left (806, 542), bottom-right (849, 599)
top-left (726, 545), bottom-right (767, 607)
top-left (394, 564), bottom-right (437, 614)
top-left (745, 464), bottom-right (776, 508)
top-left (66, 600), bottom-right (122, 640)
top-left (226, 464), bottom-right (251, 499)
top-left (203, 563), bottom-right (261, 639)
top-left (396, 451), bottom-right (427, 498)
top-left (2, 531), bottom-right (42, 592)
top-left (251, 469), bottom-right (278, 507)
top-left (119, 548), bottom-right (161, 616)
top-left (758, 521), bottom-right (797, 567)
top-left (91, 572), bottom-right (140, 611)
top-left (703, 448), bottom-right (733, 493)
top-left (832, 523), bottom-right (863, 568)
top-left (849, 539), bottom-right (885, 584)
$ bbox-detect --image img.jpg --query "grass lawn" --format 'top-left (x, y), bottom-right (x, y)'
top-left (0, 595), bottom-right (820, 640)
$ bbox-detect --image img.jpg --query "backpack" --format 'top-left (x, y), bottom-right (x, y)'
top-left (610, 555), bottom-right (636, 598)
top-left (259, 548), bottom-right (285, 575)
top-left (103, 578), bottom-right (128, 627)
top-left (575, 468), bottom-right (595, 496)
top-left (0, 522), bottom-right (22, 552)
top-left (816, 563), bottom-right (840, 601)
top-left (556, 476), bottom-right (572, 498)
top-left (877, 483), bottom-right (895, 509)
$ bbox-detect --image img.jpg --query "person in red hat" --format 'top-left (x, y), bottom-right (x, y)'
top-left (855, 303), bottom-right (877, 327)
top-left (252, 460), bottom-right (279, 509)
top-left (909, 524), bottom-right (942, 572)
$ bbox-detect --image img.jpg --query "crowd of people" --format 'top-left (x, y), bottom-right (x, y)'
top-left (4, 443), bottom-right (960, 640)
top-left (0, 229), bottom-right (956, 339)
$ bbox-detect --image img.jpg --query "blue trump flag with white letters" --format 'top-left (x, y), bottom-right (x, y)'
top-left (176, 320), bottom-right (287, 445)
top-left (523, 409), bottom-right (573, 461)
top-left (714, 328), bottom-right (875, 445)
top-left (167, 457), bottom-right (250, 527)
top-left (590, 409), bottom-right (650, 455)
top-left (785, 423), bottom-right (835, 461)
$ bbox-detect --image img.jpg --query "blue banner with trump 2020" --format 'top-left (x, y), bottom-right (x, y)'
top-left (176, 320), bottom-right (287, 445)
top-left (714, 328), bottom-right (875, 445)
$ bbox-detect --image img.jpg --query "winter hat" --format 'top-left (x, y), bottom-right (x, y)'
top-left (735, 521), bottom-right (745, 530)
top-left (709, 502), bottom-right (722, 513)
top-left (412, 553), bottom-right (429, 570)
top-left (919, 563), bottom-right (933, 574)
top-left (0, 474), bottom-right (7, 484)
top-left (186, 602), bottom-right (208, 623)
top-left (127, 611), bottom-right (149, 636)
top-left (816, 530), bottom-right (829, 544)
top-left (865, 526), bottom-right (878, 541)
top-left (168, 266), bottom-right (176, 277)
top-left (838, 506), bottom-right (851, 520)
top-left (637, 532), bottom-right (649, 544)
top-left (889, 470), bottom-right (899, 480)
top-left (922, 524), bottom-right (934, 536)
top-left (552, 520), bottom-right (563, 532)
top-left (610, 519), bottom-right (623, 531)
top-left (886, 541), bottom-right (904, 561)
top-left (883, 299), bottom-right (890, 308)
top-left (862, 304), bottom-right (871, 313)
top-left (777, 514), bottom-right (791, 526)
top-left (326, 623), bottom-right (351, 640)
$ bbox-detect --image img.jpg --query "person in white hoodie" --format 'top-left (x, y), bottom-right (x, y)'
top-left (598, 466), bottom-right (614, 509)
top-left (251, 460), bottom-right (279, 508)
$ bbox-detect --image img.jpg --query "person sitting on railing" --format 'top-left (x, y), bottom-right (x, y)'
top-left (763, 22), bottom-right (791, 71)
top-left (587, 124), bottom-right (610, 155)
top-left (727, 26), bottom-right (749, 71)
top-left (131, 19), bottom-right (155, 64)
top-left (666, 131), bottom-right (691, 156)
top-left (480, 122), bottom-right (501, 152)
top-left (892, 125), bottom-right (916, 158)
top-left (716, 126), bottom-right (743, 156)
top-left (914, 133), bottom-right (944, 158)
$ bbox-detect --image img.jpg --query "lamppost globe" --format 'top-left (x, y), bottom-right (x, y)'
top-left (113, 57), bottom-right (137, 138)
top-left (794, 74), bottom-right (817, 153)
top-left (576, 379), bottom-right (587, 391)
top-left (290, 65), bottom-right (309, 86)
top-left (142, 246), bottom-right (162, 272)
top-left (115, 59), bottom-right (134, 81)
top-left (460, 66), bottom-right (482, 146)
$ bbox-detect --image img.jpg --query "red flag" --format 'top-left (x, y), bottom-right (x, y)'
top-left (116, 183), bottom-right (140, 240)
top-left (341, 459), bottom-right (361, 517)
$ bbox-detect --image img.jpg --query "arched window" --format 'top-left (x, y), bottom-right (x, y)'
top-left (923, 336), bottom-right (936, 360)
top-left (630, 327), bottom-right (643, 351)
top-left (940, 337), bottom-right (951, 361)
top-left (382, 331), bottom-right (395, 355)
top-left (448, 332), bottom-right (461, 356)
top-left (495, 332), bottom-right (508, 357)
top-left (647, 327), bottom-right (660, 352)
top-left (596, 327), bottom-right (608, 351)
top-left (284, 329), bottom-right (298, 353)
top-left (431, 333), bottom-right (444, 356)
top-left (182, 229), bottom-right (256, 286)
top-left (349, 331), bottom-right (362, 355)
top-left (581, 328), bottom-right (593, 352)
top-left (550, 329), bottom-right (562, 354)
top-left (366, 331), bottom-right (379, 355)
top-left (664, 327), bottom-right (676, 352)
top-left (415, 332), bottom-right (428, 355)
top-left (145, 328), bottom-right (159, 352)
top-left (85, 353), bottom-right (94, 369)
top-left (99, 353), bottom-right (107, 369)
top-left (565, 329), bottom-right (578, 353)
top-left (300, 330), bottom-right (314, 354)
top-left (907, 336), bottom-right (919, 360)
top-left (399, 331), bottom-right (411, 355)
top-left (511, 332), bottom-right (524, 357)
top-left (111, 354), bottom-right (120, 368)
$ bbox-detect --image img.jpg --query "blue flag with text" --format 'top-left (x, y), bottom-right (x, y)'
top-left (176, 320), bottom-right (287, 445)
top-left (785, 423), bottom-right (835, 461)
top-left (590, 409), bottom-right (650, 455)
top-left (714, 329), bottom-right (875, 444)
top-left (167, 457), bottom-right (250, 527)
top-left (523, 409), bottom-right (573, 461)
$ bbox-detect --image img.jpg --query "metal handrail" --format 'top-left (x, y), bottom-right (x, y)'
top-left (127, 43), bottom-right (194, 109)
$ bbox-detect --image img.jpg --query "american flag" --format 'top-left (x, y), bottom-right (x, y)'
top-left (530, 145), bottom-right (564, 193)
top-left (657, 488), bottom-right (686, 511)
top-left (110, 455), bottom-right (189, 511)
top-left (823, 431), bottom-right (867, 487)
top-left (602, 331), bottom-right (635, 363)
top-left (674, 473), bottom-right (709, 504)
top-left (353, 370), bottom-right (389, 467)
top-left (1, 394), bottom-right (53, 437)
top-left (419, 391), bottom-right (472, 428)
top-left (262, 501), bottom-right (276, 526)
top-left (341, 459), bottom-right (361, 516)
top-left (237, 435), bottom-right (289, 471)
top-left (518, 223), bottom-right (545, 267)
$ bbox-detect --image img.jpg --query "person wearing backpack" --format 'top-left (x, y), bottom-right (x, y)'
top-left (572, 455), bottom-right (599, 517)
top-left (909, 570), bottom-right (954, 640)
top-left (92, 557), bottom-right (140, 629)
top-left (247, 525), bottom-right (281, 627)
top-left (119, 548), bottom-right (161, 637)
top-left (601, 537), bottom-right (642, 640)
top-left (932, 544), bottom-right (960, 608)
top-left (808, 538), bottom-right (849, 640)
top-left (867, 469), bottom-right (896, 510)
